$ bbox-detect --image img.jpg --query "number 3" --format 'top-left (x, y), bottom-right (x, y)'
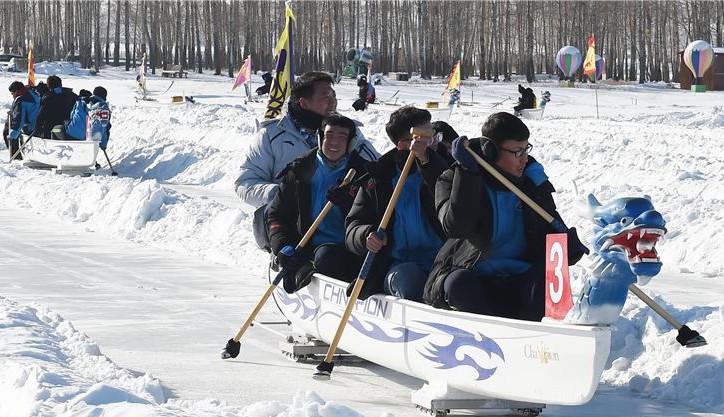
top-left (548, 241), bottom-right (563, 303)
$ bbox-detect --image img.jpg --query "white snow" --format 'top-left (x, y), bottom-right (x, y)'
top-left (0, 62), bottom-right (722, 416)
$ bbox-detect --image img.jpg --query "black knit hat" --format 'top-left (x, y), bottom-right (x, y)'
top-left (93, 86), bottom-right (107, 99)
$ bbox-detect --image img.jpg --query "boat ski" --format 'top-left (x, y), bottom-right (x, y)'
top-left (20, 136), bottom-right (100, 176)
top-left (268, 195), bottom-right (670, 416)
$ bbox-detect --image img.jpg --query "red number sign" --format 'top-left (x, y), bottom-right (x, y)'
top-left (545, 233), bottom-right (573, 320)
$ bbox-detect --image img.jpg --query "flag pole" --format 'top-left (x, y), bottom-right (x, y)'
top-left (595, 85), bottom-right (599, 119)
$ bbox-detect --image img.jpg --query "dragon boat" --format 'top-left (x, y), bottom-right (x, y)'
top-left (20, 136), bottom-right (100, 175)
top-left (270, 195), bottom-right (668, 415)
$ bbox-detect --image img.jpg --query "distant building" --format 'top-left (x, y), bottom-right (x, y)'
top-left (678, 47), bottom-right (724, 91)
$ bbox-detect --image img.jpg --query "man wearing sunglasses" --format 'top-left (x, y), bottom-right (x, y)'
top-left (423, 112), bottom-right (586, 321)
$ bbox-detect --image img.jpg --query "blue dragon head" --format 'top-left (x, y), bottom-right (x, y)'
top-left (567, 194), bottom-right (667, 325)
top-left (588, 194), bottom-right (666, 283)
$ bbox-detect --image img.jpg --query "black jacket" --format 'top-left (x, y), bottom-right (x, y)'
top-left (35, 87), bottom-right (78, 138)
top-left (345, 147), bottom-right (447, 298)
top-left (423, 159), bottom-right (566, 308)
top-left (513, 84), bottom-right (536, 112)
top-left (267, 149), bottom-right (368, 256)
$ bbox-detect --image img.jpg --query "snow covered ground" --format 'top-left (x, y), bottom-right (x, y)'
top-left (0, 62), bottom-right (723, 417)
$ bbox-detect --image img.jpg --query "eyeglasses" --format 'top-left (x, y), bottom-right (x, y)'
top-left (499, 143), bottom-right (533, 158)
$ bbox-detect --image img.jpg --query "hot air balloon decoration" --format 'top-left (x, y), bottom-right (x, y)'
top-left (683, 40), bottom-right (714, 92)
top-left (595, 55), bottom-right (605, 81)
top-left (556, 46), bottom-right (582, 86)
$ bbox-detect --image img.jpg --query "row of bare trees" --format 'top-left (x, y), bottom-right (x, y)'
top-left (1, 0), bottom-right (722, 83)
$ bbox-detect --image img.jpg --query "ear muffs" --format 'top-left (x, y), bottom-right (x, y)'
top-left (480, 136), bottom-right (498, 162)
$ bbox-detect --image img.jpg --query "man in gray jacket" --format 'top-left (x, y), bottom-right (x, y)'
top-left (235, 71), bottom-right (379, 209)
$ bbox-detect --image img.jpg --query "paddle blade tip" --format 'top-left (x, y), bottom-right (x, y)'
top-left (222, 338), bottom-right (241, 359)
top-left (312, 371), bottom-right (331, 380)
top-left (677, 325), bottom-right (708, 348)
top-left (313, 360), bottom-right (334, 380)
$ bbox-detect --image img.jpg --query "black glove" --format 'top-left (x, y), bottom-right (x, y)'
top-left (276, 245), bottom-right (300, 271)
top-left (326, 182), bottom-right (358, 213)
top-left (451, 136), bottom-right (481, 173)
top-left (550, 219), bottom-right (589, 265)
top-left (566, 227), bottom-right (589, 265)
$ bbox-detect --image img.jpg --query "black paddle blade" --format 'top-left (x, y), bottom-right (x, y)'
top-left (312, 361), bottom-right (334, 380)
top-left (677, 325), bottom-right (707, 348)
top-left (221, 338), bottom-right (241, 359)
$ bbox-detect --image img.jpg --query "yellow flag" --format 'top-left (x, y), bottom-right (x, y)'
top-left (264, 3), bottom-right (296, 120)
top-left (27, 41), bottom-right (35, 86)
top-left (446, 61), bottom-right (460, 91)
top-left (583, 33), bottom-right (596, 81)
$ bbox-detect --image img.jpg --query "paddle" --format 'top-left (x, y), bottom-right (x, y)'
top-left (102, 149), bottom-right (118, 176)
top-left (221, 169), bottom-right (356, 360)
top-left (313, 127), bottom-right (431, 380)
top-left (462, 138), bottom-right (707, 348)
top-left (8, 131), bottom-right (35, 162)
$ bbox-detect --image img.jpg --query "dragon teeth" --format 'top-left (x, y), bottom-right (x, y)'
top-left (601, 239), bottom-right (614, 251)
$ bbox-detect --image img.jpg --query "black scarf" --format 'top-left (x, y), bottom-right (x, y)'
top-left (288, 99), bottom-right (325, 131)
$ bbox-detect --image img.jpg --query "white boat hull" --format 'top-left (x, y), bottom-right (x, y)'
top-left (519, 108), bottom-right (545, 119)
top-left (272, 273), bottom-right (611, 406)
top-left (21, 137), bottom-right (99, 168)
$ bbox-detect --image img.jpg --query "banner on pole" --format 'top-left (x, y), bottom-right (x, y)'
top-left (264, 3), bottom-right (296, 120)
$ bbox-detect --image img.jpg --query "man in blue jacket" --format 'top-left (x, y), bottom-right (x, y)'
top-left (4, 81), bottom-right (40, 160)
top-left (424, 112), bottom-right (587, 321)
top-left (267, 113), bottom-right (369, 293)
top-left (54, 87), bottom-right (111, 151)
top-left (345, 106), bottom-right (447, 302)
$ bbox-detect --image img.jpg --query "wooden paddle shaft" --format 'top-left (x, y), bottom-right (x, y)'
top-left (628, 284), bottom-right (683, 329)
top-left (298, 169), bottom-right (356, 248)
top-left (9, 133), bottom-right (35, 162)
top-left (233, 168), bottom-right (356, 343)
top-left (234, 284), bottom-right (277, 341)
top-left (464, 140), bottom-right (555, 223)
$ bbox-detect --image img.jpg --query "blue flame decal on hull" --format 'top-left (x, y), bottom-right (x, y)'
top-left (316, 310), bottom-right (427, 343)
top-left (418, 321), bottom-right (505, 381)
top-left (275, 289), bottom-right (319, 320)
top-left (37, 145), bottom-right (74, 160)
top-left (349, 314), bottom-right (427, 343)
